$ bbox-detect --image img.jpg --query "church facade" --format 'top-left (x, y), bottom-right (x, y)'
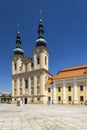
top-left (12, 17), bottom-right (49, 104)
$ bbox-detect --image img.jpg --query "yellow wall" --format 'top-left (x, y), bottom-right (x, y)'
top-left (66, 82), bottom-right (74, 105)
top-left (77, 81), bottom-right (86, 105)
top-left (47, 85), bottom-right (52, 103)
top-left (56, 83), bottom-right (63, 104)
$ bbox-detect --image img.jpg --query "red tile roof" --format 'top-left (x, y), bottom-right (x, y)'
top-left (46, 65), bottom-right (87, 84)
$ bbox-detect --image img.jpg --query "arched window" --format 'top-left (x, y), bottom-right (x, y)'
top-left (14, 63), bottom-right (17, 70)
top-left (45, 56), bottom-right (47, 65)
top-left (37, 57), bottom-right (40, 64)
top-left (25, 79), bottom-right (28, 89)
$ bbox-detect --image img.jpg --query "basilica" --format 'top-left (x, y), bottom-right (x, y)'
top-left (12, 15), bottom-right (49, 104)
top-left (12, 14), bottom-right (87, 105)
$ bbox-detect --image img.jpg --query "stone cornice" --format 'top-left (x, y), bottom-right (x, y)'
top-left (21, 56), bottom-right (32, 64)
top-left (12, 68), bottom-right (49, 79)
top-left (12, 95), bottom-right (46, 98)
top-left (33, 46), bottom-right (49, 54)
top-left (55, 75), bottom-right (87, 83)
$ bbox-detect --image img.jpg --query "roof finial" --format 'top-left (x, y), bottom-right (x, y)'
top-left (17, 24), bottom-right (20, 33)
top-left (40, 10), bottom-right (42, 21)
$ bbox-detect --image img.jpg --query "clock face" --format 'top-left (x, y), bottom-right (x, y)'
top-left (14, 57), bottom-right (17, 61)
top-left (37, 48), bottom-right (40, 53)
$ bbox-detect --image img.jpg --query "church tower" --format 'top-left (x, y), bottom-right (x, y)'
top-left (33, 11), bottom-right (49, 103)
top-left (34, 11), bottom-right (49, 71)
top-left (11, 25), bottom-right (24, 104)
top-left (12, 25), bottom-right (24, 76)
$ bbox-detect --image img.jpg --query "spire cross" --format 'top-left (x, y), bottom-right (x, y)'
top-left (40, 10), bottom-right (42, 21)
top-left (17, 24), bottom-right (20, 32)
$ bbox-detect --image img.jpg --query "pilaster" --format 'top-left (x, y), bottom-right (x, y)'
top-left (12, 79), bottom-right (14, 97)
top-left (52, 80), bottom-right (56, 104)
top-left (22, 78), bottom-right (25, 95)
top-left (86, 78), bottom-right (87, 105)
top-left (63, 80), bottom-right (66, 104)
top-left (12, 79), bottom-right (14, 103)
top-left (34, 75), bottom-right (37, 103)
top-left (17, 78), bottom-right (20, 97)
top-left (74, 78), bottom-right (78, 104)
top-left (46, 86), bottom-right (48, 103)
top-left (28, 76), bottom-right (31, 96)
top-left (40, 74), bottom-right (45, 95)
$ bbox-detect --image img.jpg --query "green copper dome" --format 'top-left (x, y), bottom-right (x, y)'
top-left (36, 17), bottom-right (47, 47)
top-left (14, 25), bottom-right (24, 55)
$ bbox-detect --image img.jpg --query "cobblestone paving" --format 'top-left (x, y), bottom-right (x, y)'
top-left (0, 104), bottom-right (87, 130)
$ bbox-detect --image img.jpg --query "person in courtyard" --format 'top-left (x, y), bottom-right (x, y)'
top-left (17, 100), bottom-right (20, 106)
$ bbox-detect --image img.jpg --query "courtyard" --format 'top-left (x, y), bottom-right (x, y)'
top-left (0, 104), bottom-right (87, 130)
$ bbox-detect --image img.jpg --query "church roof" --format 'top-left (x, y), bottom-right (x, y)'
top-left (46, 64), bottom-right (87, 85)
top-left (46, 78), bottom-right (53, 84)
top-left (61, 64), bottom-right (87, 71)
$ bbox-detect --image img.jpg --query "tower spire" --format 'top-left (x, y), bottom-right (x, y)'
top-left (36, 11), bottom-right (47, 47)
top-left (17, 24), bottom-right (20, 33)
top-left (14, 24), bottom-right (24, 55)
top-left (40, 10), bottom-right (42, 21)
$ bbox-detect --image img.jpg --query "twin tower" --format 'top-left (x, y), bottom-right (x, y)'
top-left (12, 14), bottom-right (49, 104)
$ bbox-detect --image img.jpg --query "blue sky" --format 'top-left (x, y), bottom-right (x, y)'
top-left (0, 0), bottom-right (87, 92)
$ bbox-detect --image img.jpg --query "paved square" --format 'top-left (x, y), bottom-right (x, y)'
top-left (0, 104), bottom-right (87, 130)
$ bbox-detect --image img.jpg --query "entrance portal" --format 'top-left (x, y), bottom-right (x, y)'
top-left (25, 97), bottom-right (27, 104)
